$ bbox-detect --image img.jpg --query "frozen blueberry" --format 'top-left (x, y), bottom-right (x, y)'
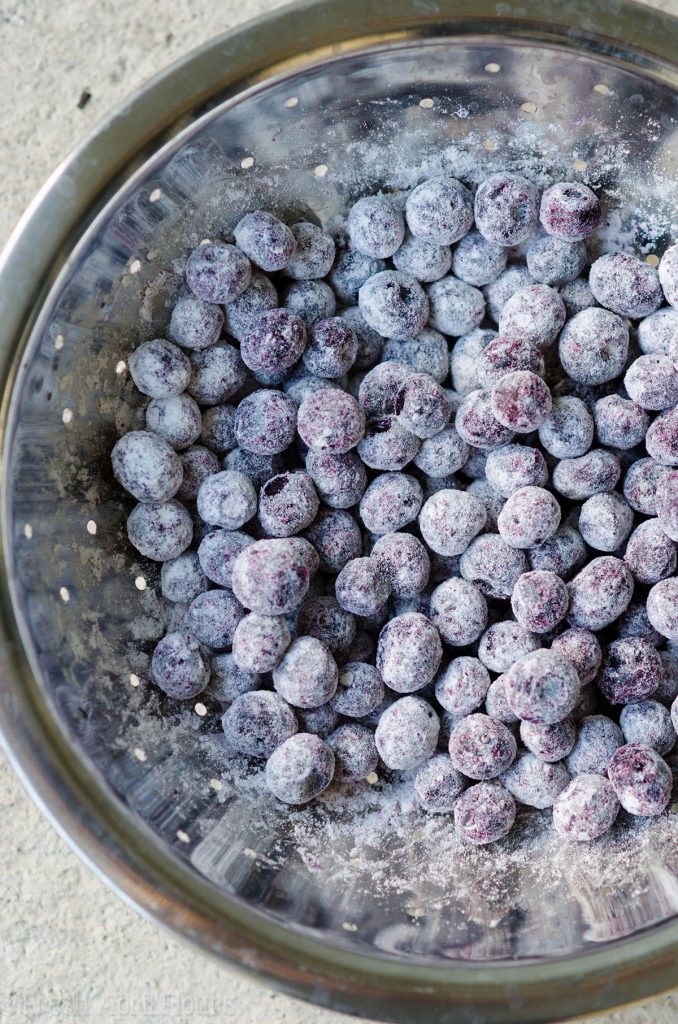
top-left (150, 631), bottom-right (210, 700)
top-left (376, 612), bottom-right (442, 693)
top-left (223, 271), bottom-right (278, 343)
top-left (392, 234), bottom-right (452, 282)
top-left (235, 389), bottom-right (296, 455)
top-left (208, 652), bottom-right (260, 704)
top-left (358, 270), bottom-right (429, 339)
top-left (359, 472), bottom-right (423, 534)
top-left (187, 344), bottom-right (248, 405)
top-left (624, 519), bottom-right (676, 584)
top-left (491, 370), bottom-right (552, 433)
top-left (222, 690), bottom-right (297, 758)
top-left (426, 276), bottom-right (485, 337)
top-left (357, 416), bottom-right (421, 471)
top-left (265, 732), bottom-right (335, 804)
top-left (348, 195), bottom-right (405, 258)
top-left (296, 595), bottom-right (356, 655)
top-left (646, 407), bottom-right (678, 466)
top-left (499, 284), bottom-right (566, 350)
top-left (298, 705), bottom-right (339, 739)
top-left (298, 389), bottom-right (365, 454)
top-left (485, 676), bottom-right (520, 725)
top-left (394, 372), bottom-right (451, 439)
top-left (647, 577), bottom-right (678, 639)
top-left (551, 629), bottom-right (602, 684)
top-left (638, 307), bottom-right (678, 355)
top-left (339, 306), bottom-right (384, 368)
top-left (501, 751), bottom-right (570, 809)
top-left (375, 695), bottom-right (439, 769)
top-left (511, 570), bottom-right (569, 634)
top-left (485, 444), bottom-right (547, 497)
top-left (329, 249), bottom-right (386, 304)
top-left (618, 601), bottom-right (663, 647)
top-left (454, 781), bottom-right (516, 844)
top-left (428, 577), bottom-right (487, 646)
top-left (232, 612), bottom-right (291, 673)
top-left (372, 532), bottom-right (430, 598)
top-left (301, 317), bottom-right (358, 378)
top-left (234, 211), bottom-right (295, 272)
top-left (197, 529), bottom-right (252, 588)
top-left (553, 774), bottom-right (619, 840)
top-left (112, 430), bottom-right (183, 503)
top-left (619, 699), bottom-right (675, 755)
top-left (460, 446), bottom-right (491, 480)
top-left (538, 396), bottom-right (594, 460)
top-left (161, 551), bottom-right (209, 603)
top-left (413, 427), bottom-right (469, 479)
top-left (303, 509), bottom-right (361, 574)
top-left (497, 486), bottom-right (561, 549)
top-left (197, 406), bottom-right (235, 456)
top-left (240, 308), bottom-right (307, 379)
top-left (577, 491), bottom-right (633, 553)
top-left (455, 389), bottom-right (515, 449)
top-left (526, 235), bottom-right (586, 286)
top-left (608, 742), bottom-right (672, 816)
top-left (657, 470), bottom-right (678, 540)
top-left (624, 458), bottom-right (667, 516)
top-left (449, 713), bottom-right (517, 780)
top-left (272, 636), bottom-right (338, 708)
top-left (656, 242), bottom-right (678, 311)
top-left (186, 241), bottom-right (251, 303)
top-left (327, 724), bottom-right (378, 782)
top-left (282, 366), bottom-right (336, 406)
top-left (477, 620), bottom-right (540, 674)
top-left (231, 537), bottom-right (318, 615)
top-left (169, 294), bottom-right (224, 350)
top-left (506, 648), bottom-right (580, 724)
top-left (452, 230), bottom-right (507, 287)
top-left (625, 353), bottom-right (678, 411)
top-left (567, 556), bottom-right (634, 631)
top-left (305, 449), bottom-right (367, 508)
top-left (335, 557), bottom-right (390, 616)
top-left (593, 394), bottom-right (649, 450)
top-left (552, 450), bottom-right (620, 503)
top-left (177, 446), bottom-right (220, 500)
top-left (145, 394), bottom-right (201, 452)
top-left (539, 181), bottom-right (601, 241)
top-left (383, 329), bottom-right (449, 385)
top-left (598, 637), bottom-right (663, 706)
top-left (258, 471), bottom-right (319, 537)
top-left (474, 173), bottom-right (539, 246)
top-left (415, 754), bottom-right (466, 812)
top-left (477, 335), bottom-right (545, 389)
top-left (560, 276), bottom-right (597, 317)
top-left (418, 489), bottom-right (486, 556)
top-left (589, 253), bottom-right (663, 319)
top-left (196, 470), bottom-right (257, 530)
top-left (331, 662), bottom-right (384, 719)
top-left (460, 533), bottom-right (528, 599)
top-left (520, 717), bottom-right (576, 763)
top-left (435, 656), bottom-right (491, 715)
top-left (466, 478), bottom-right (505, 529)
top-left (284, 222), bottom-right (335, 280)
top-left (224, 449), bottom-right (288, 491)
top-left (185, 588), bottom-right (243, 648)
top-left (406, 177), bottom-right (473, 245)
top-left (484, 264), bottom-right (535, 323)
top-left (127, 499), bottom-right (192, 561)
top-left (358, 360), bottom-right (413, 415)
top-left (450, 327), bottom-right (497, 394)
top-left (283, 280), bottom-right (336, 327)
top-left (129, 338), bottom-right (191, 398)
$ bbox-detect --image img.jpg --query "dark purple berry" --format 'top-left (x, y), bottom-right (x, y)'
top-left (359, 270), bottom-right (429, 339)
top-left (129, 338), bottom-right (191, 398)
top-left (624, 519), bottom-right (677, 584)
top-left (426, 276), bottom-right (485, 337)
top-left (298, 388), bottom-right (365, 454)
top-left (607, 743), bottom-right (672, 815)
top-left (449, 713), bottom-right (517, 780)
top-left (234, 211), bottom-right (296, 272)
top-left (540, 182), bottom-right (601, 241)
top-left (127, 499), bottom-right (193, 561)
top-left (327, 723), bottom-right (378, 782)
top-left (505, 649), bottom-right (580, 724)
top-left (452, 230), bottom-right (507, 287)
top-left (235, 389), bottom-right (296, 455)
top-left (520, 717), bottom-right (576, 762)
top-left (302, 317), bottom-right (358, 378)
top-left (560, 276), bottom-right (597, 317)
top-left (477, 620), bottom-right (540, 673)
top-left (112, 430), bottom-right (183, 503)
top-left (185, 588), bottom-right (244, 649)
top-left (577, 491), bottom-right (633, 552)
top-left (413, 427), bottom-right (469, 478)
top-left (375, 696), bottom-right (439, 769)
top-left (638, 307), bottom-right (678, 355)
top-left (170, 294), bottom-right (223, 350)
top-left (624, 458), bottom-right (667, 515)
top-left (394, 372), bottom-right (451, 439)
top-left (273, 636), bottom-right (338, 708)
top-left (231, 537), bottom-right (318, 615)
top-left (383, 329), bottom-right (449, 384)
top-left (335, 557), bottom-right (390, 616)
top-left (459, 533), bottom-right (528, 598)
top-left (619, 699), bottom-right (675, 755)
top-left (526, 235), bottom-right (586, 286)
top-left (454, 782), bottom-right (516, 844)
top-left (589, 252), bottom-right (663, 319)
top-left (392, 234), bottom-right (452, 282)
top-left (474, 173), bottom-right (539, 246)
top-left (485, 444), bottom-right (548, 497)
top-left (406, 177), bottom-right (473, 245)
top-left (624, 353), bottom-right (678, 411)
top-left (305, 449), bottom-right (367, 508)
top-left (419, 489), bottom-right (486, 555)
top-left (339, 306), bottom-right (384, 368)
top-left (221, 689), bottom-right (298, 758)
top-left (552, 450), bottom-right (621, 501)
top-left (265, 733), bottom-right (335, 804)
top-left (223, 271), bottom-right (278, 343)
top-left (483, 264), bottom-right (534, 323)
top-left (551, 628), bottom-right (602, 684)
top-left (428, 577), bottom-right (487, 646)
top-left (450, 327), bottom-right (497, 394)
top-left (161, 551), bottom-right (209, 603)
top-left (258, 471), bottom-right (319, 537)
top-left (553, 774), bottom-right (619, 840)
top-left (348, 195), bottom-right (405, 258)
top-left (491, 370), bottom-right (552, 432)
top-left (358, 360), bottom-right (413, 416)
top-left (284, 222), bottom-right (335, 280)
top-left (151, 631), bottom-right (209, 699)
top-left (186, 242), bottom-right (251, 303)
top-left (567, 556), bottom-right (634, 630)
top-left (511, 570), bottom-right (569, 633)
top-left (477, 335), bottom-right (545, 389)
top-left (376, 612), bottom-right (442, 693)
top-left (187, 344), bottom-right (248, 405)
top-left (372, 532), bottom-right (430, 598)
top-left (178, 446), bottom-right (220, 500)
top-left (435, 656), bottom-right (491, 715)
top-left (283, 279), bottom-right (336, 327)
top-left (329, 249), bottom-right (386, 304)
top-left (598, 638), bottom-right (663, 705)
top-left (415, 755), bottom-right (466, 811)
top-left (659, 243), bottom-right (678, 307)
top-left (500, 751), bottom-right (570, 808)
top-left (359, 472), bottom-right (423, 534)
top-left (208, 653), bottom-right (260, 704)
top-left (538, 395), bottom-right (594, 458)
top-left (240, 308), bottom-right (306, 378)
top-left (497, 486), bottom-right (561, 549)
top-left (646, 407), bottom-right (678, 466)
top-left (357, 416), bottom-right (421, 471)
top-left (296, 595), bottom-right (356, 655)
top-left (200, 405), bottom-right (236, 455)
top-left (499, 284), bottom-right (566, 350)
top-left (232, 612), bottom-right (291, 673)
top-left (331, 662), bottom-right (384, 718)
top-left (455, 389), bottom-right (515, 449)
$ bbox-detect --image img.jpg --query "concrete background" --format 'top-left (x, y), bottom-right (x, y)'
top-left (1, 1), bottom-right (677, 1021)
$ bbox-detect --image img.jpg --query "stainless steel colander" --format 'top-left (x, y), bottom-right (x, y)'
top-left (1, 1), bottom-right (677, 1021)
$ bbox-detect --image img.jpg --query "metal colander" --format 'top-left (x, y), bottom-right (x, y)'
top-left (0, 1), bottom-right (677, 1021)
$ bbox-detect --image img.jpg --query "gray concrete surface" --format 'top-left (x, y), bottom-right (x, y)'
top-left (1, 1), bottom-right (677, 1021)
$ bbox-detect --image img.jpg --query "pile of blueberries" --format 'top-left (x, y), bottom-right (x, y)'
top-left (111, 170), bottom-right (678, 844)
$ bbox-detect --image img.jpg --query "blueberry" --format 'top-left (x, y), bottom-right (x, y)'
top-left (394, 372), bottom-right (451, 439)
top-left (298, 705), bottom-right (339, 739)
top-left (375, 696), bottom-right (439, 769)
top-left (338, 306), bottom-right (384, 368)
top-left (505, 649), bottom-right (580, 724)
top-left (567, 556), bottom-right (634, 631)
top-left (335, 557), bottom-right (391, 616)
top-left (197, 529), bottom-right (253, 587)
top-left (414, 755), bottom-right (466, 812)
top-left (658, 243), bottom-right (678, 307)
top-left (452, 230), bottom-right (507, 287)
top-left (272, 636), bottom-right (338, 708)
top-left (383, 328), bottom-right (449, 384)
top-left (499, 284), bottom-right (566, 350)
top-left (485, 444), bottom-right (548, 497)
top-left (265, 733), bottom-right (335, 804)
top-left (223, 271), bottom-right (278, 343)
top-left (146, 394), bottom-right (202, 450)
top-left (435, 656), bottom-right (491, 715)
top-left (624, 519), bottom-right (676, 584)
top-left (186, 242), bottom-right (251, 303)
top-left (497, 486), bottom-right (561, 549)
top-left (624, 458), bottom-right (668, 515)
top-left (419, 489), bottom-right (486, 556)
top-left (208, 652), bottom-right (260, 704)
top-left (200, 404), bottom-right (237, 455)
top-left (112, 430), bottom-right (183, 503)
top-left (455, 389), bottom-right (515, 450)
top-left (196, 470), bottom-right (257, 530)
top-left (477, 620), bottom-right (540, 673)
top-left (258, 471), bottom-right (319, 537)
top-left (428, 577), bottom-right (487, 646)
top-left (405, 178), bottom-right (474, 245)
top-left (235, 389), bottom-right (297, 455)
top-left (232, 612), bottom-right (291, 673)
top-left (184, 588), bottom-right (244, 648)
top-left (305, 449), bottom-right (367, 508)
top-left (240, 308), bottom-right (307, 378)
top-left (169, 294), bottom-right (224, 350)
top-left (449, 327), bottom-right (497, 395)
top-left (296, 595), bottom-right (356, 654)
top-left (552, 774), bottom-right (619, 840)
top-left (413, 427), bottom-right (469, 478)
top-left (500, 751), bottom-right (570, 809)
top-left (329, 249), bottom-right (386, 304)
top-left (607, 743), bottom-right (672, 816)
top-left (538, 396), bottom-right (594, 459)
top-left (528, 525), bottom-right (587, 578)
top-left (359, 472), bottom-right (423, 534)
top-left (426, 276), bottom-right (485, 337)
top-left (491, 370), bottom-right (552, 433)
top-left (520, 717), bottom-right (576, 763)
top-left (646, 408), bottom-right (678, 466)
top-left (127, 500), bottom-right (193, 561)
top-left (539, 182), bottom-right (601, 241)
top-left (477, 335), bottom-right (545, 389)
top-left (453, 782), bottom-right (516, 844)
top-left (177, 446), bottom-right (220, 500)
top-left (327, 723), bottom-right (378, 782)
top-left (392, 234), bottom-right (452, 282)
top-left (449, 713), bottom-right (517, 780)
top-left (129, 338), bottom-right (191, 398)
top-left (160, 551), bottom-right (209, 603)
top-left (187, 343), bottom-right (248, 405)
top-left (624, 353), bottom-right (678, 411)
top-left (578, 491), bottom-right (633, 552)
top-left (348, 195), bottom-right (405, 258)
top-left (234, 211), bottom-right (296, 272)
top-left (231, 537), bottom-right (318, 615)
top-left (560, 276), bottom-right (597, 317)
top-left (459, 533), bottom-right (528, 599)
top-left (358, 360), bottom-right (413, 416)
top-left (376, 612), bottom-right (442, 693)
top-left (222, 690), bottom-right (297, 758)
top-left (589, 253), bottom-right (663, 319)
top-left (526, 236), bottom-right (586, 286)
top-left (474, 173), bottom-right (539, 246)
top-left (330, 662), bottom-right (384, 718)
top-left (359, 270), bottom-right (429, 339)
top-left (151, 631), bottom-right (210, 699)
top-left (357, 415), bottom-right (421, 471)
top-left (619, 699), bottom-right (675, 755)
top-left (597, 638), bottom-right (664, 705)
top-left (551, 628), bottom-right (602, 684)
top-left (284, 222), bottom-right (336, 280)
top-left (371, 532), bottom-right (430, 598)
top-left (483, 264), bottom-right (534, 323)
